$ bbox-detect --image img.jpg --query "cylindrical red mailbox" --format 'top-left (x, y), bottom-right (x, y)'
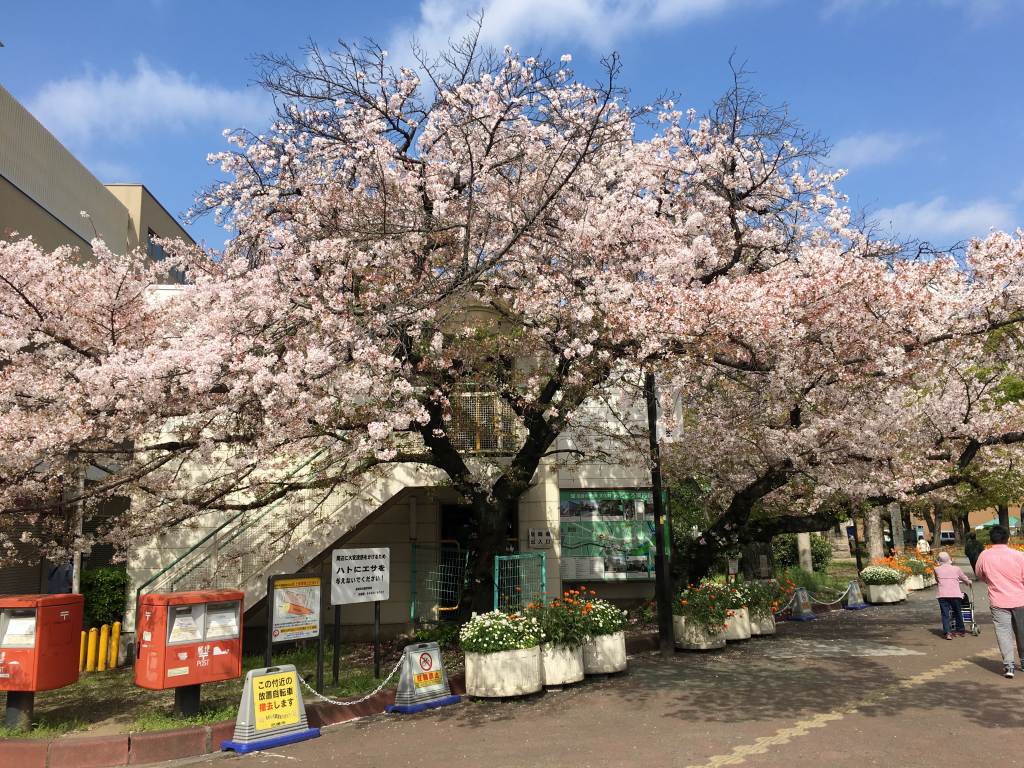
top-left (0, 593), bottom-right (83, 692)
top-left (135, 590), bottom-right (244, 694)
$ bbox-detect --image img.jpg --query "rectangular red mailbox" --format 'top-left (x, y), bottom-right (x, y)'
top-left (0, 594), bottom-right (83, 692)
top-left (135, 590), bottom-right (244, 690)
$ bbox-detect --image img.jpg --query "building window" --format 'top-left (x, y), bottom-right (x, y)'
top-left (447, 392), bottom-right (522, 455)
top-left (147, 229), bottom-right (185, 283)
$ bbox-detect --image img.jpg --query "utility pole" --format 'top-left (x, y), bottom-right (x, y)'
top-left (645, 371), bottom-right (674, 657)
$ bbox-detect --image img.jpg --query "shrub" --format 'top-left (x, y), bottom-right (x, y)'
top-left (81, 567), bottom-right (129, 628)
top-left (459, 611), bottom-right (542, 654)
top-left (413, 623), bottom-right (460, 648)
top-left (579, 597), bottom-right (628, 637)
top-left (770, 533), bottom-right (833, 571)
top-left (860, 566), bottom-right (905, 585)
top-left (674, 582), bottom-right (731, 632)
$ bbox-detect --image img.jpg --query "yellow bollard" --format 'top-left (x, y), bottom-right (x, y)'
top-left (97, 624), bottom-right (110, 671)
top-left (79, 630), bottom-right (87, 672)
top-left (85, 627), bottom-right (98, 672)
top-left (109, 621), bottom-right (121, 669)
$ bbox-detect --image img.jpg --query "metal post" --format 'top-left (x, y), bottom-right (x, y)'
top-left (373, 601), bottom-right (381, 679)
top-left (852, 517), bottom-right (864, 572)
top-left (174, 684), bottom-right (201, 717)
top-left (316, 592), bottom-right (325, 694)
top-left (4, 691), bottom-right (34, 729)
top-left (264, 575), bottom-right (274, 668)
top-left (645, 371), bottom-right (674, 657)
top-left (332, 605), bottom-right (341, 685)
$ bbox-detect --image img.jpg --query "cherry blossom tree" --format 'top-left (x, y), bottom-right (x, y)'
top-left (0, 237), bottom-right (183, 566)
top-left (662, 228), bottom-right (1024, 581)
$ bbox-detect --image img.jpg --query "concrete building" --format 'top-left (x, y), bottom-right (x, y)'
top-left (0, 83), bottom-right (194, 593)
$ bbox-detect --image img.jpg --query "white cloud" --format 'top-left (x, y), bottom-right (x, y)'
top-left (830, 132), bottom-right (923, 169)
top-left (29, 57), bottom-right (268, 145)
top-left (875, 196), bottom-right (1016, 242)
top-left (392, 0), bottom-right (748, 60)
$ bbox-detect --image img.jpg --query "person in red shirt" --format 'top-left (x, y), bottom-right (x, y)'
top-left (974, 525), bottom-right (1024, 678)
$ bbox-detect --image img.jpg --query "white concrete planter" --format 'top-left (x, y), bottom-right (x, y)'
top-left (673, 615), bottom-right (726, 650)
top-left (865, 583), bottom-right (906, 604)
top-left (924, 574), bottom-right (937, 587)
top-left (465, 646), bottom-right (542, 697)
top-left (724, 607), bottom-right (752, 641)
top-left (583, 631), bottom-right (627, 674)
top-left (749, 613), bottom-right (776, 636)
top-left (540, 644), bottom-right (585, 686)
top-left (905, 574), bottom-right (925, 591)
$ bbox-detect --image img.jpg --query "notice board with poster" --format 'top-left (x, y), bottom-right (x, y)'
top-left (270, 576), bottom-right (321, 643)
top-left (559, 489), bottom-right (668, 581)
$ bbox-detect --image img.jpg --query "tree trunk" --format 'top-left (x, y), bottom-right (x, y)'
top-left (998, 503), bottom-right (1010, 531)
top-left (460, 498), bottom-right (517, 617)
top-left (931, 504), bottom-right (945, 547)
top-left (889, 503), bottom-right (905, 554)
top-left (796, 532), bottom-right (813, 572)
top-left (865, 506), bottom-right (884, 562)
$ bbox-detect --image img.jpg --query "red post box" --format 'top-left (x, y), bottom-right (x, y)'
top-left (135, 590), bottom-right (244, 714)
top-left (0, 593), bottom-right (84, 727)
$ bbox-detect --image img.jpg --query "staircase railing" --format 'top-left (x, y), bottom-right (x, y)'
top-left (133, 451), bottom-right (326, 610)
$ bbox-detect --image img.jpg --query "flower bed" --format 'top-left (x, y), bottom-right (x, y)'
top-left (578, 596), bottom-right (628, 673)
top-left (460, 611), bottom-right (543, 697)
top-left (527, 595), bottom-right (588, 686)
top-left (860, 565), bottom-right (907, 604)
top-left (674, 583), bottom-right (730, 650)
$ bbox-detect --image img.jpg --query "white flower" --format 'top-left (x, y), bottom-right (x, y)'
top-left (560, 54), bottom-right (572, 63)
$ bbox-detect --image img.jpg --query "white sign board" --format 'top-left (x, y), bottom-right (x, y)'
top-left (331, 547), bottom-right (390, 605)
top-left (528, 528), bottom-right (554, 549)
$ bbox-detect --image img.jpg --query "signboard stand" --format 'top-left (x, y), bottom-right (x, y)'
top-left (331, 548), bottom-right (390, 681)
top-left (222, 663), bottom-right (319, 754)
top-left (385, 642), bottom-right (460, 715)
top-left (373, 601), bottom-right (381, 678)
top-left (266, 574), bottom-right (323, 692)
top-left (332, 605), bottom-right (341, 685)
top-left (844, 580), bottom-right (868, 610)
top-left (791, 587), bottom-right (818, 621)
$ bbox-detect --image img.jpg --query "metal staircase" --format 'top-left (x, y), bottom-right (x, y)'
top-left (131, 458), bottom-right (446, 627)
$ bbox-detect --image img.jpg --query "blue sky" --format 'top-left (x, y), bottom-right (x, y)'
top-left (2, 0), bottom-right (1021, 249)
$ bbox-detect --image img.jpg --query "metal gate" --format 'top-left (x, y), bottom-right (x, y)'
top-left (410, 541), bottom-right (469, 624)
top-left (493, 552), bottom-right (547, 612)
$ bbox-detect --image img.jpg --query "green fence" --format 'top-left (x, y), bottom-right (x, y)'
top-left (493, 552), bottom-right (547, 612)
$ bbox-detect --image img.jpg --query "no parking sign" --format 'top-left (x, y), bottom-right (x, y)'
top-left (386, 641), bottom-right (461, 714)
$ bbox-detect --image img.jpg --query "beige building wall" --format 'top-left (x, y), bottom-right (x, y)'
top-left (0, 84), bottom-right (131, 251)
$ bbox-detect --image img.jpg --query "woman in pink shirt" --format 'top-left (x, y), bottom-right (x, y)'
top-left (934, 551), bottom-right (971, 640)
top-left (973, 525), bottom-right (1024, 678)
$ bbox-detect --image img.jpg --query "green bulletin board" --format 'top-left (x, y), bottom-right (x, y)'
top-left (559, 489), bottom-right (667, 581)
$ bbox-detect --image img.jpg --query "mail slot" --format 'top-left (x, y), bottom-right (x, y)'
top-left (0, 594), bottom-right (83, 692)
top-left (135, 590), bottom-right (244, 690)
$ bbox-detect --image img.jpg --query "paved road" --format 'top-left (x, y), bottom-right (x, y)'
top-left (180, 573), bottom-right (1022, 768)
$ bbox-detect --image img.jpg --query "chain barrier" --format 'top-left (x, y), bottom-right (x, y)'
top-left (808, 585), bottom-right (852, 606)
top-left (772, 593), bottom-right (797, 616)
top-left (295, 656), bottom-right (404, 707)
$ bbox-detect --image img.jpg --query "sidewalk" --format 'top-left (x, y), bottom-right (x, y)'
top-left (177, 581), bottom-right (1017, 768)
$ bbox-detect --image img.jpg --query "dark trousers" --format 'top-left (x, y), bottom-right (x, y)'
top-left (939, 597), bottom-right (965, 634)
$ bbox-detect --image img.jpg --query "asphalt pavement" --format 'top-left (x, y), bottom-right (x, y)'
top-left (175, 565), bottom-right (1021, 768)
